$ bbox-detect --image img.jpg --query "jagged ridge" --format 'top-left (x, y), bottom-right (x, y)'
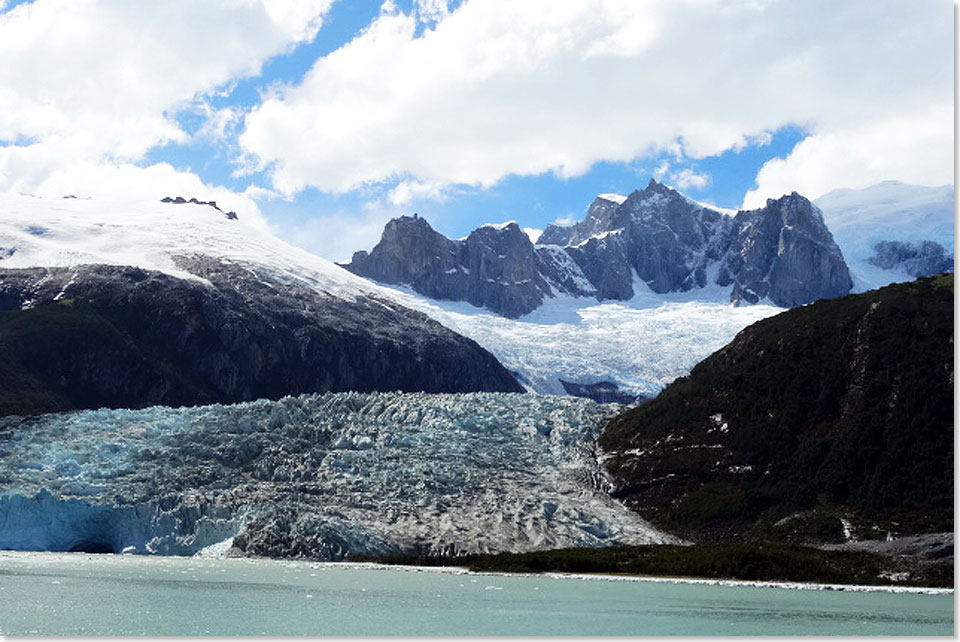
top-left (345, 180), bottom-right (852, 317)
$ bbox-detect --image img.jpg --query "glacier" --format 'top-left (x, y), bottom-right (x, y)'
top-left (382, 284), bottom-right (782, 399)
top-left (0, 392), bottom-right (676, 559)
top-left (815, 181), bottom-right (954, 292)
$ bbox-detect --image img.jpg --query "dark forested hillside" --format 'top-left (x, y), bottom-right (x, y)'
top-left (0, 263), bottom-right (523, 416)
top-left (600, 274), bottom-right (954, 542)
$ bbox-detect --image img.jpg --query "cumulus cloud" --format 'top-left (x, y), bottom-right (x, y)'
top-left (274, 206), bottom-right (400, 263)
top-left (551, 214), bottom-right (579, 227)
top-left (239, 0), bottom-right (951, 201)
top-left (670, 168), bottom-right (711, 191)
top-left (414, 0), bottom-right (449, 23)
top-left (652, 161), bottom-right (710, 191)
top-left (388, 179), bottom-right (450, 206)
top-left (652, 161), bottom-right (671, 181)
top-left (0, 0), bottom-right (333, 200)
top-left (742, 106), bottom-right (954, 207)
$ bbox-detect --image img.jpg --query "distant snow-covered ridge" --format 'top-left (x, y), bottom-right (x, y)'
top-left (0, 192), bottom-right (383, 299)
top-left (383, 284), bottom-right (782, 400)
top-left (815, 181), bottom-right (954, 292)
top-left (0, 392), bottom-right (676, 559)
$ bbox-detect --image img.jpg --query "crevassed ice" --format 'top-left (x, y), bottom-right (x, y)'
top-left (382, 286), bottom-right (781, 397)
top-left (0, 392), bottom-right (677, 559)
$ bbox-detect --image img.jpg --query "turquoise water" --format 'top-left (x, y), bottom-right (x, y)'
top-left (0, 552), bottom-right (953, 636)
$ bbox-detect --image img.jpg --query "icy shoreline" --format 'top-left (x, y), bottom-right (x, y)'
top-left (307, 560), bottom-right (955, 595)
top-left (0, 550), bottom-right (949, 595)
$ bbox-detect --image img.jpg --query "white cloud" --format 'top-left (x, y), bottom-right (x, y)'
top-left (274, 206), bottom-right (399, 263)
top-left (670, 168), bottom-right (710, 191)
top-left (194, 104), bottom-right (244, 143)
top-left (651, 161), bottom-right (711, 191)
top-left (0, 0), bottom-right (333, 200)
top-left (239, 0), bottom-right (952, 202)
top-left (388, 179), bottom-right (449, 206)
top-left (414, 0), bottom-right (449, 23)
top-left (742, 106), bottom-right (954, 207)
top-left (652, 161), bottom-right (670, 180)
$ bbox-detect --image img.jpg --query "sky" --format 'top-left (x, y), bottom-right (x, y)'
top-left (0, 0), bottom-right (953, 261)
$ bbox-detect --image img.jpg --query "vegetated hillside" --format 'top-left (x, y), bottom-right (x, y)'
top-left (600, 274), bottom-right (953, 543)
top-left (0, 263), bottom-right (522, 417)
top-left (351, 541), bottom-right (954, 588)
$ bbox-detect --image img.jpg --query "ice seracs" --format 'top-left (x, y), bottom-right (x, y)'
top-left (0, 392), bottom-right (677, 559)
top-left (383, 287), bottom-right (781, 401)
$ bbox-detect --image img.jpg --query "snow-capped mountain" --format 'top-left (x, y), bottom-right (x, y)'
top-left (0, 193), bottom-right (521, 416)
top-left (345, 179), bottom-right (852, 318)
top-left (0, 192), bottom-right (393, 295)
top-left (339, 179), bottom-right (858, 401)
top-left (0, 392), bottom-right (675, 559)
top-left (814, 181), bottom-right (954, 291)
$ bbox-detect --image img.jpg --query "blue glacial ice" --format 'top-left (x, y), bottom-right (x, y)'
top-left (0, 392), bottom-right (676, 559)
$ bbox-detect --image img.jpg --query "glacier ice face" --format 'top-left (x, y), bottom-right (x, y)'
top-left (0, 392), bottom-right (676, 559)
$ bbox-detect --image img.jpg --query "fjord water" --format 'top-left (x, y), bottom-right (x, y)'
top-left (0, 552), bottom-right (951, 636)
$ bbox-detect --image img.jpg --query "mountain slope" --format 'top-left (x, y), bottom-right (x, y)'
top-left (815, 181), bottom-right (954, 291)
top-left (599, 274), bottom-right (954, 542)
top-left (0, 194), bottom-right (521, 416)
top-left (346, 180), bottom-right (851, 317)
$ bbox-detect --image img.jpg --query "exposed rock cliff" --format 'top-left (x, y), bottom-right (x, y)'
top-left (868, 240), bottom-right (953, 278)
top-left (724, 192), bottom-right (854, 306)
top-left (346, 216), bottom-right (554, 318)
top-left (345, 180), bottom-right (852, 315)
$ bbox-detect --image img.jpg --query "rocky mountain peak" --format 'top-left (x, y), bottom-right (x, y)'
top-left (344, 215), bottom-right (552, 318)
top-left (726, 192), bottom-right (852, 306)
top-left (347, 183), bottom-right (854, 316)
